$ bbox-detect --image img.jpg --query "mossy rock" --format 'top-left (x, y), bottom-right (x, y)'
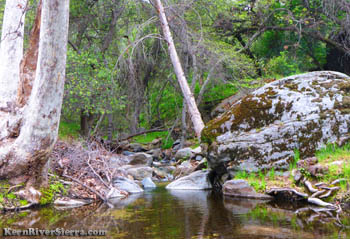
top-left (202, 71), bottom-right (350, 172)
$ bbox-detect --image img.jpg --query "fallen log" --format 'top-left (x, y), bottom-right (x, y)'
top-left (307, 197), bottom-right (337, 209)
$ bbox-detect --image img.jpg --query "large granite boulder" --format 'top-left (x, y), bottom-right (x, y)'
top-left (202, 71), bottom-right (350, 172)
top-left (166, 170), bottom-right (212, 190)
top-left (223, 180), bottom-right (272, 199)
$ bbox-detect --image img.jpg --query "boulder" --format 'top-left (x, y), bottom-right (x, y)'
top-left (166, 170), bottom-right (212, 190)
top-left (173, 160), bottom-right (195, 179)
top-left (175, 147), bottom-right (193, 160)
top-left (149, 138), bottom-right (162, 149)
top-left (112, 176), bottom-right (144, 194)
top-left (123, 165), bottom-right (153, 181)
top-left (106, 187), bottom-right (128, 200)
top-left (142, 177), bottom-right (156, 188)
top-left (147, 148), bottom-right (162, 160)
top-left (129, 152), bottom-right (153, 166)
top-left (223, 180), bottom-right (272, 199)
top-left (202, 71), bottom-right (350, 172)
top-left (191, 146), bottom-right (202, 155)
top-left (128, 143), bottom-right (146, 152)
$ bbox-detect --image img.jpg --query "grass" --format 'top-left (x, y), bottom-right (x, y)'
top-left (58, 121), bottom-right (80, 140)
top-left (131, 131), bottom-right (174, 149)
top-left (289, 149), bottom-right (300, 171)
top-left (268, 167), bottom-right (275, 180)
top-left (234, 170), bottom-right (266, 192)
top-left (316, 143), bottom-right (350, 163)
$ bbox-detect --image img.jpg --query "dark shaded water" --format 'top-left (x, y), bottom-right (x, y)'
top-left (0, 185), bottom-right (349, 238)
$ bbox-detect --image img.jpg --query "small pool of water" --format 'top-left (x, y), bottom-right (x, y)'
top-left (0, 186), bottom-right (349, 238)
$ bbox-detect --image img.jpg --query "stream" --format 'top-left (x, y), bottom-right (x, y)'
top-left (1, 185), bottom-right (349, 239)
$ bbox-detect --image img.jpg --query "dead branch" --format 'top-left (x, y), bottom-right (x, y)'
top-left (62, 173), bottom-right (106, 202)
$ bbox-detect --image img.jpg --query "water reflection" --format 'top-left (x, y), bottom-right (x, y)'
top-left (0, 186), bottom-right (349, 238)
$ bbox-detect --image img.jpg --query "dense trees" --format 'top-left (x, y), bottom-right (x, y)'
top-left (58, 0), bottom-right (350, 142)
top-left (0, 0), bottom-right (348, 149)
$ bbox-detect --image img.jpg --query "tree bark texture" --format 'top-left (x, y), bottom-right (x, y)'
top-left (154, 0), bottom-right (205, 137)
top-left (0, 0), bottom-right (70, 188)
top-left (0, 0), bottom-right (28, 108)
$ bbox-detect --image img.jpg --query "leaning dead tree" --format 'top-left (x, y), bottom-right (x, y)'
top-left (153, 0), bottom-right (205, 137)
top-left (0, 0), bottom-right (70, 202)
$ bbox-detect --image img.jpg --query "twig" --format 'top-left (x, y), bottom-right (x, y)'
top-left (7, 185), bottom-right (23, 194)
top-left (62, 173), bottom-right (106, 202)
top-left (87, 154), bottom-right (110, 189)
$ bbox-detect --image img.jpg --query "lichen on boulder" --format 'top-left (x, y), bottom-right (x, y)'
top-left (202, 71), bottom-right (350, 172)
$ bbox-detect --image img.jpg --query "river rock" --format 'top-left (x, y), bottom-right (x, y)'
top-left (147, 148), bottom-right (162, 160)
top-left (113, 176), bottom-right (144, 193)
top-left (150, 138), bottom-right (162, 149)
top-left (173, 160), bottom-right (195, 179)
top-left (172, 140), bottom-right (181, 151)
top-left (129, 152), bottom-right (153, 166)
top-left (202, 71), bottom-right (350, 172)
top-left (191, 146), bottom-right (202, 155)
top-left (106, 187), bottom-right (128, 199)
top-left (142, 177), bottom-right (156, 188)
top-left (153, 167), bottom-right (168, 179)
top-left (223, 179), bottom-right (272, 199)
top-left (128, 143), bottom-right (146, 152)
top-left (166, 170), bottom-right (212, 190)
top-left (123, 165), bottom-right (153, 180)
top-left (175, 147), bottom-right (193, 160)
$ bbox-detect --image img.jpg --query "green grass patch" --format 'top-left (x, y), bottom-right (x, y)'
top-left (289, 149), bottom-right (300, 171)
top-left (234, 170), bottom-right (266, 192)
top-left (316, 143), bottom-right (350, 163)
top-left (268, 168), bottom-right (275, 180)
top-left (131, 131), bottom-right (174, 149)
top-left (58, 121), bottom-right (80, 140)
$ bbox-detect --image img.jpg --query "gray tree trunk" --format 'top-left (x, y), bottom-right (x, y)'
top-left (154, 0), bottom-right (205, 137)
top-left (0, 0), bottom-right (28, 108)
top-left (0, 0), bottom-right (70, 196)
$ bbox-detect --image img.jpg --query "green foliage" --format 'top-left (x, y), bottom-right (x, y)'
top-left (234, 170), bottom-right (266, 192)
top-left (299, 167), bottom-right (311, 178)
top-left (290, 149), bottom-right (300, 171)
top-left (265, 51), bottom-right (301, 77)
top-left (268, 168), bottom-right (275, 180)
top-left (316, 143), bottom-right (350, 163)
top-left (19, 200), bottom-right (29, 206)
top-left (64, 49), bottom-right (125, 116)
top-left (40, 181), bottom-right (66, 205)
top-left (131, 131), bottom-right (174, 149)
top-left (343, 163), bottom-right (350, 179)
top-left (148, 83), bottom-right (183, 126)
top-left (58, 121), bottom-right (80, 140)
top-left (6, 193), bottom-right (16, 200)
top-left (195, 82), bottom-right (238, 104)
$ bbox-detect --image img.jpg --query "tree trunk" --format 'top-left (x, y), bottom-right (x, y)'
top-left (0, 0), bottom-right (70, 194)
top-left (0, 0), bottom-right (28, 108)
top-left (154, 0), bottom-right (205, 137)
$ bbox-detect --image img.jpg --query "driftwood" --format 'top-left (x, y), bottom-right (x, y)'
top-left (1, 203), bottom-right (35, 212)
top-left (331, 178), bottom-right (347, 185)
top-left (307, 197), bottom-right (337, 209)
top-left (311, 190), bottom-right (326, 198)
top-left (304, 180), bottom-right (318, 193)
top-left (266, 187), bottom-right (308, 201)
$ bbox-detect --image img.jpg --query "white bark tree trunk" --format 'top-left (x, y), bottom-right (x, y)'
top-left (0, 0), bottom-right (28, 108)
top-left (154, 0), bottom-right (205, 137)
top-left (0, 0), bottom-right (70, 192)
